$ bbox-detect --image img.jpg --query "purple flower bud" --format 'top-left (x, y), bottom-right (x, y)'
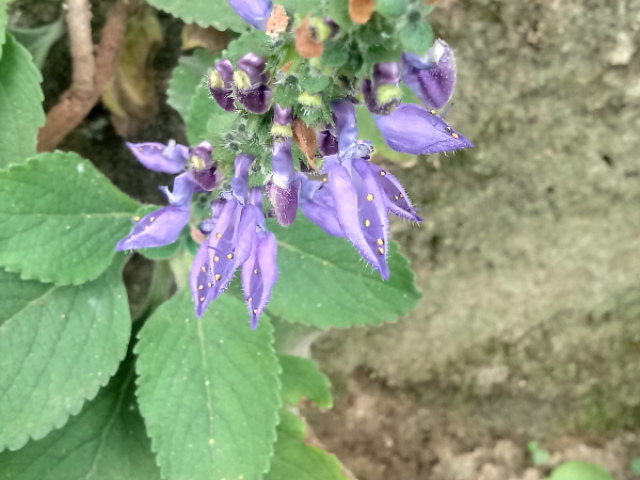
top-left (266, 138), bottom-right (299, 226)
top-left (241, 231), bottom-right (278, 329)
top-left (331, 99), bottom-right (358, 153)
top-left (273, 104), bottom-right (293, 126)
top-left (125, 140), bottom-right (189, 174)
top-left (374, 103), bottom-right (473, 155)
top-left (234, 53), bottom-right (272, 114)
top-left (401, 39), bottom-right (456, 110)
top-left (208, 60), bottom-right (236, 112)
top-left (228, 0), bottom-right (273, 30)
top-left (187, 141), bottom-right (219, 191)
top-left (362, 62), bottom-right (401, 115)
top-left (317, 126), bottom-right (339, 156)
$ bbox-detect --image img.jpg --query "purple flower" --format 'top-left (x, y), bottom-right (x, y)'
top-left (208, 60), bottom-right (236, 112)
top-left (228, 0), bottom-right (273, 30)
top-left (402, 39), bottom-right (456, 110)
top-left (234, 53), bottom-right (272, 114)
top-left (190, 155), bottom-right (279, 328)
top-left (116, 141), bottom-right (218, 251)
top-left (374, 103), bottom-right (473, 155)
top-left (266, 106), bottom-right (299, 226)
top-left (300, 99), bottom-right (423, 279)
top-left (362, 62), bottom-right (402, 115)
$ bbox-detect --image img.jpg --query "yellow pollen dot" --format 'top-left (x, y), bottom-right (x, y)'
top-left (445, 126), bottom-right (451, 132)
top-left (198, 285), bottom-right (204, 290)
top-left (254, 269), bottom-right (259, 275)
top-left (377, 247), bottom-right (385, 255)
top-left (430, 109), bottom-right (436, 115)
top-left (380, 170), bottom-right (387, 176)
top-left (253, 309), bottom-right (258, 314)
top-left (247, 297), bottom-right (252, 303)
top-left (394, 195), bottom-right (399, 201)
top-left (451, 132), bottom-right (459, 139)
top-left (215, 233), bottom-right (222, 239)
top-left (200, 297), bottom-right (205, 302)
top-left (201, 266), bottom-right (206, 273)
top-left (207, 282), bottom-right (212, 287)
top-left (149, 217), bottom-right (156, 222)
top-left (227, 253), bottom-right (234, 259)
top-left (364, 219), bottom-right (371, 227)
top-left (366, 193), bottom-right (374, 201)
top-left (399, 193), bottom-right (404, 199)
top-left (322, 177), bottom-right (328, 183)
top-left (213, 255), bottom-right (220, 262)
top-left (133, 216), bottom-right (141, 222)
top-left (377, 238), bottom-right (384, 246)
top-left (214, 274), bottom-right (221, 281)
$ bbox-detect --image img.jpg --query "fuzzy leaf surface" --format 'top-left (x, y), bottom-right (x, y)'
top-left (135, 291), bottom-right (281, 480)
top-left (186, 83), bottom-right (237, 152)
top-left (144, 0), bottom-right (248, 32)
top-left (279, 354), bottom-right (332, 408)
top-left (0, 356), bottom-right (160, 480)
top-left (0, 34), bottom-right (45, 168)
top-left (268, 217), bottom-right (421, 328)
top-left (0, 151), bottom-right (139, 285)
top-left (264, 411), bottom-right (347, 480)
top-left (167, 48), bottom-right (216, 121)
top-left (0, 260), bottom-right (131, 451)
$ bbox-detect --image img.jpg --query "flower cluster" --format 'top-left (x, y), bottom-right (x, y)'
top-left (116, 0), bottom-right (473, 328)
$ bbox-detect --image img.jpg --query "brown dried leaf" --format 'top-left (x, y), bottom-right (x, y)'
top-left (349, 0), bottom-right (375, 24)
top-left (101, 7), bottom-right (162, 136)
top-left (293, 118), bottom-right (318, 168)
top-left (295, 16), bottom-right (323, 59)
top-left (181, 24), bottom-right (229, 52)
top-left (266, 4), bottom-right (288, 37)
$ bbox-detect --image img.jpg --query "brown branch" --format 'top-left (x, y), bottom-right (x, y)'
top-left (37, 2), bottom-right (129, 152)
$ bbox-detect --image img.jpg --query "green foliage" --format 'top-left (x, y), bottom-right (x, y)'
top-left (548, 461), bottom-right (613, 480)
top-left (264, 411), bottom-right (347, 480)
top-left (375, 0), bottom-right (406, 17)
top-left (279, 353), bottom-right (332, 408)
top-left (0, 34), bottom-right (45, 168)
top-left (267, 216), bottom-right (421, 328)
top-left (0, 0), bottom-right (10, 58)
top-left (0, 260), bottom-right (131, 451)
top-left (527, 441), bottom-right (550, 466)
top-left (167, 48), bottom-right (217, 121)
top-left (399, 21), bottom-right (433, 55)
top-left (135, 290), bottom-right (281, 480)
top-left (8, 16), bottom-right (65, 69)
top-left (187, 83), bottom-right (237, 155)
top-left (0, 356), bottom-right (161, 480)
top-left (0, 152), bottom-right (139, 285)
top-left (630, 457), bottom-right (640, 475)
top-left (145, 0), bottom-right (248, 32)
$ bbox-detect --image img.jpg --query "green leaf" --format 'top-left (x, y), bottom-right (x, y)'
top-left (265, 411), bottom-right (347, 480)
top-left (0, 151), bottom-right (139, 285)
top-left (0, 356), bottom-right (161, 480)
top-left (135, 290), bottom-right (281, 480)
top-left (167, 48), bottom-right (217, 121)
top-left (549, 461), bottom-right (613, 480)
top-left (399, 21), bottom-right (433, 55)
top-left (8, 16), bottom-right (65, 69)
top-left (186, 83), bottom-right (237, 148)
top-left (267, 216), bottom-right (421, 328)
top-left (630, 458), bottom-right (640, 475)
top-left (0, 34), bottom-right (45, 168)
top-left (144, 0), bottom-right (249, 33)
top-left (0, 260), bottom-right (132, 451)
top-left (279, 354), bottom-right (332, 408)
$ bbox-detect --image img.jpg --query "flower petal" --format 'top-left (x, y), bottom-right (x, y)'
top-left (267, 177), bottom-right (299, 227)
top-left (230, 153), bottom-right (255, 204)
top-left (328, 162), bottom-right (390, 279)
top-left (125, 141), bottom-right (188, 174)
top-left (228, 0), bottom-right (273, 30)
top-left (401, 39), bottom-right (456, 110)
top-left (190, 238), bottom-right (217, 317)
top-left (241, 232), bottom-right (278, 329)
top-left (159, 171), bottom-right (198, 207)
top-left (236, 83), bottom-right (272, 114)
top-left (330, 98), bottom-right (358, 153)
top-left (365, 161), bottom-right (423, 222)
top-left (374, 103), bottom-right (473, 154)
top-left (115, 206), bottom-right (189, 251)
top-left (298, 175), bottom-right (345, 238)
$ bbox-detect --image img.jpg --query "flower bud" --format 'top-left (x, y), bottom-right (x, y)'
top-left (234, 53), bottom-right (272, 114)
top-left (187, 141), bottom-right (219, 191)
top-left (362, 62), bottom-right (401, 115)
top-left (401, 39), bottom-right (456, 110)
top-left (266, 138), bottom-right (299, 226)
top-left (271, 105), bottom-right (293, 138)
top-left (228, 0), bottom-right (273, 30)
top-left (208, 60), bottom-right (235, 112)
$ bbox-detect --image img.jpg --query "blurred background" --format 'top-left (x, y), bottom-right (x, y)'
top-left (9, 0), bottom-right (640, 478)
